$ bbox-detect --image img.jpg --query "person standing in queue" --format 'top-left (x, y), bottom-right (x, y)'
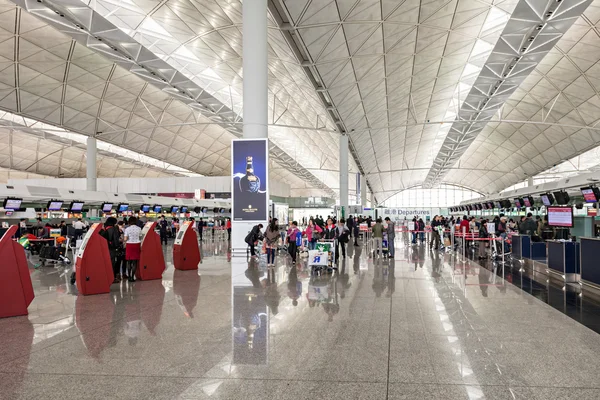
top-left (417, 218), bottom-right (426, 243)
top-left (287, 221), bottom-right (301, 264)
top-left (117, 221), bottom-right (127, 279)
top-left (478, 219), bottom-right (489, 259)
top-left (264, 218), bottom-right (280, 267)
top-left (73, 218), bottom-right (85, 240)
top-left (59, 220), bottom-right (68, 237)
top-left (124, 217), bottom-right (142, 282)
top-left (372, 218), bottom-right (384, 258)
top-left (226, 218), bottom-right (232, 241)
top-left (158, 215), bottom-right (168, 245)
top-left (245, 224), bottom-right (263, 258)
top-left (347, 215), bottom-right (354, 240)
top-left (384, 217), bottom-right (395, 258)
top-left (103, 217), bottom-right (122, 283)
top-left (336, 218), bottom-right (350, 262)
top-left (353, 216), bottom-right (360, 246)
top-left (430, 215), bottom-right (442, 251)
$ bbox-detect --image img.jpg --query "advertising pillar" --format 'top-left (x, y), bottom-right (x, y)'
top-left (231, 139), bottom-right (269, 255)
top-left (75, 223), bottom-right (113, 295)
top-left (0, 225), bottom-right (34, 318)
top-left (137, 221), bottom-right (166, 280)
top-left (173, 221), bottom-right (200, 270)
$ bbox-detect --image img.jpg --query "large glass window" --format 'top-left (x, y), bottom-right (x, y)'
top-left (381, 184), bottom-right (482, 208)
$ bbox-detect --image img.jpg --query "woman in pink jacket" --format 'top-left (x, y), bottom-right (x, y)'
top-left (304, 218), bottom-right (323, 250)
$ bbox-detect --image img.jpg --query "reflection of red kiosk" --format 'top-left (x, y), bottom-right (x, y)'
top-left (173, 269), bottom-right (200, 318)
top-left (0, 225), bottom-right (34, 318)
top-left (136, 280), bottom-right (166, 334)
top-left (75, 294), bottom-right (114, 358)
top-left (173, 221), bottom-right (200, 270)
top-left (137, 221), bottom-right (165, 281)
top-left (75, 223), bottom-right (113, 295)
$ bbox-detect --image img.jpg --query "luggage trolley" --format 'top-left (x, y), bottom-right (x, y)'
top-left (380, 232), bottom-right (389, 258)
top-left (307, 239), bottom-right (337, 274)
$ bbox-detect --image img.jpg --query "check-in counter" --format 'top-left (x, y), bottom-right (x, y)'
top-left (547, 240), bottom-right (580, 283)
top-left (580, 238), bottom-right (600, 290)
top-left (512, 234), bottom-right (530, 259)
top-left (530, 241), bottom-right (547, 260)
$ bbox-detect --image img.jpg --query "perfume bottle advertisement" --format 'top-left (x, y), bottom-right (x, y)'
top-left (232, 139), bottom-right (268, 221)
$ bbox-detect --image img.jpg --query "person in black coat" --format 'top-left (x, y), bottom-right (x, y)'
top-left (158, 215), bottom-right (169, 245)
top-left (245, 224), bottom-right (264, 257)
top-left (347, 215), bottom-right (354, 238)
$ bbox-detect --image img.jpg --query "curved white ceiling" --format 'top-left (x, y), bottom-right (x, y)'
top-left (0, 0), bottom-right (599, 200)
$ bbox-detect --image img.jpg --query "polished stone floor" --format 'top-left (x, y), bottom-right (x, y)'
top-left (3, 239), bottom-right (600, 399)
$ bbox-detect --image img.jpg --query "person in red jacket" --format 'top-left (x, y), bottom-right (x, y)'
top-left (459, 215), bottom-right (470, 234)
top-left (459, 215), bottom-right (470, 252)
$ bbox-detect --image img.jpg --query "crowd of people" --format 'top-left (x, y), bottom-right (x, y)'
top-left (244, 214), bottom-right (397, 266)
top-left (243, 211), bottom-right (558, 266)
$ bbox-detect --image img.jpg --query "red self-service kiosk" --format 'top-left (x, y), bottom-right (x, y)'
top-left (75, 223), bottom-right (113, 295)
top-left (137, 221), bottom-right (165, 281)
top-left (173, 220), bottom-right (200, 270)
top-left (0, 225), bottom-right (34, 318)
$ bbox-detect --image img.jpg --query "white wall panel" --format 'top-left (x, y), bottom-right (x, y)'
top-left (8, 176), bottom-right (291, 198)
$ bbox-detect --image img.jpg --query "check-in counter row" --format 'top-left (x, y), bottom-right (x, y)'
top-left (512, 235), bottom-right (600, 289)
top-left (512, 234), bottom-right (547, 260)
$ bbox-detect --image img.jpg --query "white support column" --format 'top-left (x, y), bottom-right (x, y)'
top-left (243, 0), bottom-right (268, 139)
top-left (528, 176), bottom-right (533, 187)
top-left (232, 0), bottom-right (268, 256)
top-left (86, 136), bottom-right (97, 192)
top-left (339, 135), bottom-right (349, 216)
top-left (360, 175), bottom-right (367, 206)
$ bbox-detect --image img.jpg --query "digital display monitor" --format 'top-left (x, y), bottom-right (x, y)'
top-left (540, 195), bottom-right (549, 206)
top-left (501, 200), bottom-right (512, 208)
top-left (553, 191), bottom-right (570, 205)
top-left (488, 202), bottom-right (495, 209)
top-left (5, 211), bottom-right (12, 216)
top-left (171, 206), bottom-right (179, 213)
top-left (202, 207), bottom-right (208, 213)
top-left (153, 205), bottom-right (162, 213)
top-left (514, 198), bottom-right (522, 208)
top-left (102, 203), bottom-right (113, 212)
top-left (523, 196), bottom-right (533, 207)
top-left (540, 193), bottom-right (554, 206)
top-left (476, 204), bottom-right (482, 210)
top-left (140, 204), bottom-right (151, 213)
top-left (70, 201), bottom-right (84, 212)
top-left (547, 206), bottom-right (573, 228)
top-left (118, 203), bottom-right (129, 213)
top-left (580, 187), bottom-right (600, 203)
top-left (181, 206), bottom-right (188, 213)
top-left (3, 198), bottom-right (22, 210)
top-left (47, 200), bottom-right (63, 211)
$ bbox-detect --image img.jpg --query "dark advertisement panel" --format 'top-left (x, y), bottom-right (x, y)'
top-left (232, 139), bottom-right (268, 222)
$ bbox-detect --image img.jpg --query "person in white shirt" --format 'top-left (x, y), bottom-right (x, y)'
top-left (124, 217), bottom-right (142, 282)
top-left (73, 218), bottom-right (85, 239)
